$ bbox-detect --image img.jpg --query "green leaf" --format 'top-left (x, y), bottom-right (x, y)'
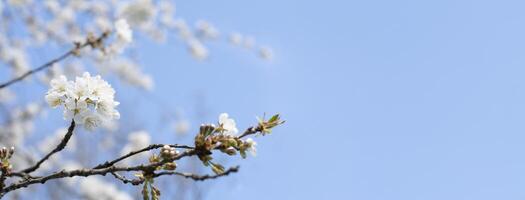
top-left (142, 182), bottom-right (150, 200)
top-left (151, 185), bottom-right (160, 200)
top-left (210, 162), bottom-right (225, 174)
top-left (269, 114), bottom-right (280, 123)
top-left (240, 150), bottom-right (247, 159)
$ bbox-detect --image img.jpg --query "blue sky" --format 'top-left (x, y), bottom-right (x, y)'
top-left (8, 0), bottom-right (525, 199)
top-left (140, 0), bottom-right (525, 199)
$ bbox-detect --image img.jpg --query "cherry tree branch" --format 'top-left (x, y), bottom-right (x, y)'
top-left (0, 32), bottom-right (109, 90)
top-left (19, 120), bottom-right (75, 174)
top-left (238, 126), bottom-right (263, 139)
top-left (0, 149), bottom-right (196, 196)
top-left (0, 116), bottom-right (282, 198)
top-left (111, 172), bottom-right (143, 185)
top-left (153, 166), bottom-right (239, 181)
top-left (93, 144), bottom-right (193, 169)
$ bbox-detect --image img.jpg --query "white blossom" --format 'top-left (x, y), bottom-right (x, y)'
top-left (229, 32), bottom-right (243, 45)
top-left (245, 138), bottom-right (257, 156)
top-left (187, 39), bottom-right (208, 60)
top-left (118, 0), bottom-right (156, 27)
top-left (259, 46), bottom-right (274, 60)
top-left (115, 19), bottom-right (133, 43)
top-left (218, 113), bottom-right (238, 135)
top-left (195, 20), bottom-right (219, 39)
top-left (45, 72), bottom-right (120, 131)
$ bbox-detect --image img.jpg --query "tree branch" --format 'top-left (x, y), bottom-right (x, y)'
top-left (0, 119), bottom-right (279, 197)
top-left (153, 166), bottom-right (239, 181)
top-left (0, 32), bottom-right (109, 90)
top-left (111, 172), bottom-right (143, 185)
top-left (93, 144), bottom-right (193, 169)
top-left (0, 149), bottom-right (196, 196)
top-left (237, 126), bottom-right (262, 139)
top-left (19, 120), bottom-right (75, 174)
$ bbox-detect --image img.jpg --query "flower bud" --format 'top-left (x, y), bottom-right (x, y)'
top-left (164, 162), bottom-right (177, 170)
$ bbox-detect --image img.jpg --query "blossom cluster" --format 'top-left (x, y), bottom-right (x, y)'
top-left (195, 113), bottom-right (258, 161)
top-left (45, 72), bottom-right (120, 131)
top-left (107, 19), bottom-right (134, 55)
top-left (160, 145), bottom-right (179, 159)
top-left (0, 146), bottom-right (14, 173)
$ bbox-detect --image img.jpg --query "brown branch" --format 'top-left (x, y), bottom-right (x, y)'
top-left (0, 32), bottom-right (109, 90)
top-left (0, 149), bottom-right (196, 197)
top-left (153, 166), bottom-right (239, 181)
top-left (237, 126), bottom-right (262, 139)
top-left (19, 120), bottom-right (75, 174)
top-left (0, 119), bottom-right (280, 197)
top-left (111, 172), bottom-right (143, 185)
top-left (93, 144), bottom-right (193, 169)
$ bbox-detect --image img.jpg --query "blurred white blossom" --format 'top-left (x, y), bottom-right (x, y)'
top-left (187, 39), bottom-right (208, 60)
top-left (115, 19), bottom-right (133, 43)
top-left (229, 32), bottom-right (243, 46)
top-left (195, 20), bottom-right (219, 40)
top-left (259, 46), bottom-right (274, 60)
top-left (245, 138), bottom-right (257, 156)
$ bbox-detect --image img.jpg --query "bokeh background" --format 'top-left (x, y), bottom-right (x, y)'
top-left (156, 0), bottom-right (525, 199)
top-left (4, 0), bottom-right (525, 199)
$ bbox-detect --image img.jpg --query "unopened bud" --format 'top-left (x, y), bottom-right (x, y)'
top-left (223, 147), bottom-right (237, 155)
top-left (164, 162), bottom-right (177, 170)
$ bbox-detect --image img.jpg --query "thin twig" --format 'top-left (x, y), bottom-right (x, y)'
top-left (111, 172), bottom-right (143, 185)
top-left (93, 144), bottom-right (193, 169)
top-left (0, 32), bottom-right (109, 90)
top-left (237, 126), bottom-right (261, 139)
top-left (0, 150), bottom-right (196, 196)
top-left (0, 122), bottom-right (272, 197)
top-left (19, 120), bottom-right (75, 174)
top-left (153, 166), bottom-right (240, 181)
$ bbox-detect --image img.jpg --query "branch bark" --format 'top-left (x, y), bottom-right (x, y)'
top-left (0, 32), bottom-right (109, 90)
top-left (19, 120), bottom-right (75, 174)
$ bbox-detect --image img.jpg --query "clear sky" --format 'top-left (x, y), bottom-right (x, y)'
top-left (138, 0), bottom-right (525, 199)
top-left (15, 0), bottom-right (525, 199)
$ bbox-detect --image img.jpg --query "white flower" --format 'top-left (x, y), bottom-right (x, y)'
top-left (229, 32), bottom-right (243, 45)
top-left (259, 46), bottom-right (274, 60)
top-left (49, 75), bottom-right (69, 94)
top-left (80, 112), bottom-right (102, 131)
top-left (187, 39), bottom-right (208, 60)
top-left (195, 20), bottom-right (219, 39)
top-left (218, 113), bottom-right (238, 135)
top-left (115, 19), bottom-right (133, 43)
top-left (118, 0), bottom-right (156, 27)
top-left (245, 138), bottom-right (257, 156)
top-left (45, 92), bottom-right (62, 108)
top-left (45, 72), bottom-right (119, 131)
